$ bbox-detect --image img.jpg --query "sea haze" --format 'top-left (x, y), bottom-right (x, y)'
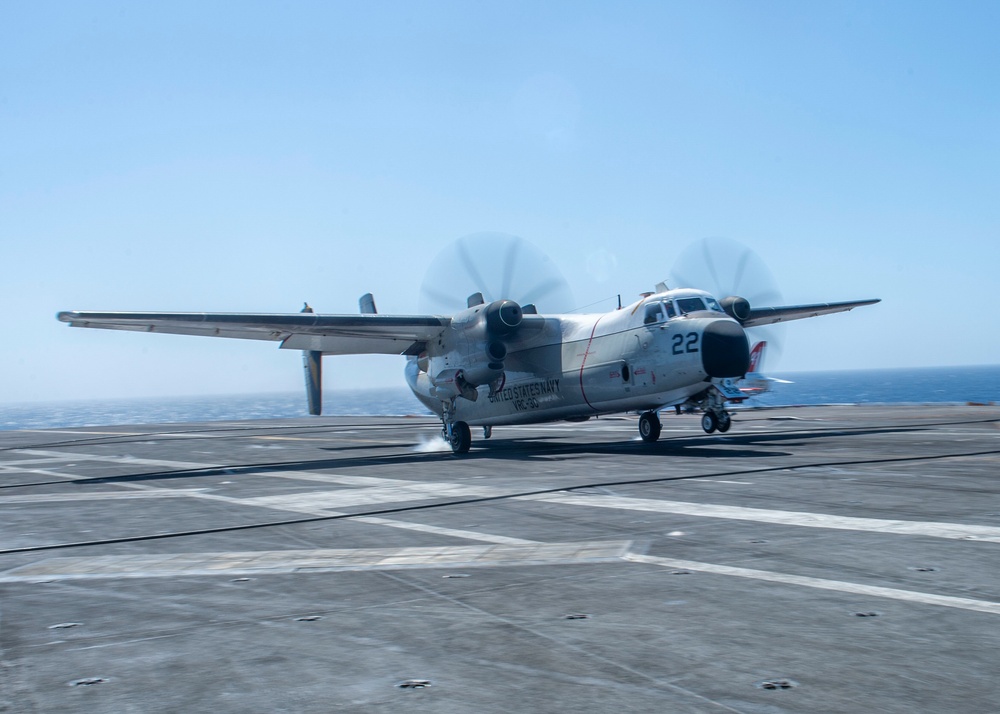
top-left (2, 366), bottom-right (997, 431)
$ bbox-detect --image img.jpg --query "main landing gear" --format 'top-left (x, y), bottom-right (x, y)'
top-left (638, 411), bottom-right (662, 442)
top-left (444, 421), bottom-right (472, 454)
top-left (440, 398), bottom-right (472, 455)
top-left (440, 422), bottom-right (487, 454)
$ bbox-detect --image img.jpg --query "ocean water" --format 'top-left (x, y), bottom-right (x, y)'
top-left (753, 365), bottom-right (1000, 408)
top-left (2, 366), bottom-right (997, 431)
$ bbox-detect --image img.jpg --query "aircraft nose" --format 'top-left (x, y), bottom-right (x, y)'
top-left (701, 320), bottom-right (750, 378)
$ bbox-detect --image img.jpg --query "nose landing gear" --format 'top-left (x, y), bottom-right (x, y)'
top-left (701, 410), bottom-right (732, 434)
top-left (699, 382), bottom-right (734, 434)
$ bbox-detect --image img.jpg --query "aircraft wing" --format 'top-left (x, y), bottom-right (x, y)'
top-left (741, 299), bottom-right (880, 328)
top-left (56, 311), bottom-right (450, 356)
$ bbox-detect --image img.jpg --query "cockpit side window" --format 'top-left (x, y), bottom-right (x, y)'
top-left (643, 301), bottom-right (677, 324)
top-left (676, 297), bottom-right (706, 314)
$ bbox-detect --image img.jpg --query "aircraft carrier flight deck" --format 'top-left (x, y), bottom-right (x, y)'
top-left (1, 404), bottom-right (998, 713)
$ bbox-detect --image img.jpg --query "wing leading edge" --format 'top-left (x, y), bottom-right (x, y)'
top-left (741, 299), bottom-right (880, 328)
top-left (56, 311), bottom-right (450, 356)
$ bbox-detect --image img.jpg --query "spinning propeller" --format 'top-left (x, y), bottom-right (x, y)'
top-left (418, 232), bottom-right (575, 315)
top-left (668, 237), bottom-right (786, 369)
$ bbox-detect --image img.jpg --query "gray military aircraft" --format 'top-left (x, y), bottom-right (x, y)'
top-left (58, 281), bottom-right (878, 454)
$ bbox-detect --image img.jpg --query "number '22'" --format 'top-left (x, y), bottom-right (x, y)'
top-left (672, 332), bottom-right (699, 355)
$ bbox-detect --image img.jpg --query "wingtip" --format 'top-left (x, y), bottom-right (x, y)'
top-left (56, 311), bottom-right (75, 323)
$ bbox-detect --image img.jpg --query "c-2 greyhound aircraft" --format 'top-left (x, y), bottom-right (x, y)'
top-left (58, 281), bottom-right (879, 454)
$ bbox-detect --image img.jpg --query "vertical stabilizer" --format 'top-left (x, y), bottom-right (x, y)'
top-left (302, 350), bottom-right (322, 415)
top-left (300, 302), bottom-right (322, 415)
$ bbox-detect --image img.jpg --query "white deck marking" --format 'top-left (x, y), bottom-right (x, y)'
top-left (141, 482), bottom-right (537, 544)
top-left (0, 490), bottom-right (206, 504)
top-left (626, 553), bottom-right (1000, 616)
top-left (17, 450), bottom-right (999, 550)
top-left (350, 516), bottom-right (537, 545)
top-left (14, 430), bottom-right (147, 435)
top-left (0, 467), bottom-right (87, 479)
top-left (0, 541), bottom-right (630, 581)
top-left (261, 471), bottom-right (416, 487)
top-left (242, 483), bottom-right (504, 510)
top-left (0, 456), bottom-right (86, 467)
top-left (0, 452), bottom-right (528, 545)
top-left (13, 430), bottom-right (221, 438)
top-left (250, 435), bottom-right (341, 442)
top-left (524, 493), bottom-right (1000, 543)
top-left (13, 449), bottom-right (218, 470)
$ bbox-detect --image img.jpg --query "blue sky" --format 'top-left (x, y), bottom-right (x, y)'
top-left (2, 1), bottom-right (998, 403)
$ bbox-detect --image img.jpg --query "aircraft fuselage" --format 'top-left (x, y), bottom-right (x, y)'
top-left (406, 290), bottom-right (750, 426)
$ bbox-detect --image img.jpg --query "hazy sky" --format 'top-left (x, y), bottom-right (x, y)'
top-left (2, 1), bottom-right (998, 404)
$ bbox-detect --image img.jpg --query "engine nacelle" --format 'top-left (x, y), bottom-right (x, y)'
top-left (437, 300), bottom-right (523, 389)
top-left (455, 340), bottom-right (503, 385)
top-left (484, 300), bottom-right (523, 335)
top-left (719, 296), bottom-right (751, 322)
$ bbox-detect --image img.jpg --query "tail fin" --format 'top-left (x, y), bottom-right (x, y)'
top-left (302, 350), bottom-right (322, 415)
top-left (748, 341), bottom-right (766, 373)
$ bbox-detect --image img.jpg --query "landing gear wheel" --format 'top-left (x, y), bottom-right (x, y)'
top-left (449, 421), bottom-right (472, 454)
top-left (701, 412), bottom-right (718, 434)
top-left (717, 412), bottom-right (732, 433)
top-left (638, 411), bottom-right (662, 442)
top-left (483, 426), bottom-right (493, 439)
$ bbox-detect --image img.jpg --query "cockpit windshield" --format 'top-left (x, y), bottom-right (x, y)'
top-left (675, 297), bottom-right (706, 314)
top-left (643, 296), bottom-right (722, 322)
top-left (704, 296), bottom-right (724, 313)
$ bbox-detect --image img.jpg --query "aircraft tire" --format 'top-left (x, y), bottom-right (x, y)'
top-left (701, 412), bottom-right (718, 434)
top-left (450, 421), bottom-right (472, 454)
top-left (638, 412), bottom-right (662, 442)
top-left (717, 412), bottom-right (732, 433)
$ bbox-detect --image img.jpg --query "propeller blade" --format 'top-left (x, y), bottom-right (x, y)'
top-left (499, 237), bottom-right (522, 301)
top-left (670, 237), bottom-right (787, 367)
top-left (456, 238), bottom-right (493, 302)
top-left (419, 232), bottom-right (575, 314)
